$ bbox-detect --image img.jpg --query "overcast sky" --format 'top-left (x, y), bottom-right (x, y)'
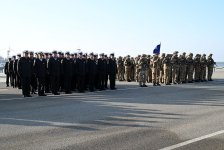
top-left (0, 0), bottom-right (223, 61)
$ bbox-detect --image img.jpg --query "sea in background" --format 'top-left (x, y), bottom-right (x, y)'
top-left (216, 62), bottom-right (224, 68)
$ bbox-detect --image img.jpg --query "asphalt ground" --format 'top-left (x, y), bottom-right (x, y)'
top-left (0, 70), bottom-right (224, 150)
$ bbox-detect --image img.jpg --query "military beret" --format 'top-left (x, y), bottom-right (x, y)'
top-left (209, 54), bottom-right (213, 56)
top-left (49, 53), bottom-right (52, 56)
top-left (142, 54), bottom-right (146, 57)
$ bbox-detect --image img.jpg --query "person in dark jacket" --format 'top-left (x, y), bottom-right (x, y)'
top-left (16, 54), bottom-right (22, 89)
top-left (62, 52), bottom-right (73, 94)
top-left (44, 53), bottom-right (51, 93)
top-left (76, 52), bottom-right (86, 93)
top-left (47, 51), bottom-right (61, 95)
top-left (108, 53), bottom-right (118, 90)
top-left (104, 55), bottom-right (109, 89)
top-left (4, 58), bottom-right (10, 87)
top-left (87, 53), bottom-right (97, 92)
top-left (34, 52), bottom-right (47, 96)
top-left (30, 52), bottom-right (37, 94)
top-left (9, 56), bottom-right (15, 87)
top-left (18, 51), bottom-right (33, 97)
top-left (98, 53), bottom-right (107, 90)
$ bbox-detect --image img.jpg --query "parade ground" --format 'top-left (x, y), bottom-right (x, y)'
top-left (0, 70), bottom-right (224, 150)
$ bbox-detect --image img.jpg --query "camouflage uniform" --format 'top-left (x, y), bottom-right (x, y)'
top-left (130, 57), bottom-right (136, 81)
top-left (159, 53), bottom-right (165, 83)
top-left (138, 54), bottom-right (148, 87)
top-left (117, 56), bottom-right (124, 81)
top-left (207, 54), bottom-right (215, 81)
top-left (171, 51), bottom-right (180, 84)
top-left (147, 55), bottom-right (152, 83)
top-left (194, 54), bottom-right (201, 82)
top-left (200, 54), bottom-right (207, 81)
top-left (152, 54), bottom-right (161, 86)
top-left (163, 54), bottom-right (172, 85)
top-left (135, 55), bottom-right (141, 82)
top-left (186, 53), bottom-right (194, 83)
top-left (179, 53), bottom-right (187, 83)
top-left (124, 55), bottom-right (132, 82)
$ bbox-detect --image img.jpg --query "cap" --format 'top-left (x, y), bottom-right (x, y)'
top-left (100, 53), bottom-right (104, 56)
top-left (65, 52), bottom-right (70, 55)
top-left (23, 50), bottom-right (29, 54)
top-left (12, 55), bottom-right (16, 58)
top-left (110, 53), bottom-right (114, 56)
top-left (52, 50), bottom-right (57, 54)
top-left (17, 54), bottom-right (21, 57)
top-left (29, 51), bottom-right (34, 55)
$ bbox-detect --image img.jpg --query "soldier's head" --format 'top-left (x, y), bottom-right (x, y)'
top-left (8, 58), bottom-right (11, 61)
top-left (65, 52), bottom-right (70, 59)
top-left (90, 53), bottom-right (94, 60)
top-left (173, 51), bottom-right (178, 56)
top-left (52, 51), bottom-right (57, 58)
top-left (142, 54), bottom-right (146, 58)
top-left (94, 54), bottom-right (98, 60)
top-left (74, 53), bottom-right (78, 58)
top-left (44, 52), bottom-right (49, 59)
top-left (12, 55), bottom-right (16, 60)
top-left (110, 53), bottom-right (115, 59)
top-left (182, 52), bottom-right (186, 56)
top-left (188, 53), bottom-right (193, 58)
top-left (202, 54), bottom-right (206, 58)
top-left (100, 53), bottom-right (104, 59)
top-left (79, 52), bottom-right (83, 59)
top-left (208, 53), bottom-right (213, 58)
top-left (29, 51), bottom-right (34, 58)
top-left (39, 52), bottom-right (44, 59)
top-left (161, 53), bottom-right (165, 57)
top-left (17, 54), bottom-right (21, 59)
top-left (23, 50), bottom-right (29, 58)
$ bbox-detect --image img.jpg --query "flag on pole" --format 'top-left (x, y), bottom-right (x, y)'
top-left (153, 43), bottom-right (161, 55)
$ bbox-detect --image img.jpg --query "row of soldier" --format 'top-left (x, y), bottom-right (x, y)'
top-left (117, 51), bottom-right (215, 86)
top-left (4, 51), bottom-right (117, 97)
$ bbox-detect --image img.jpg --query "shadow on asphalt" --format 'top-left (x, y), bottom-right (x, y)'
top-left (0, 79), bottom-right (224, 131)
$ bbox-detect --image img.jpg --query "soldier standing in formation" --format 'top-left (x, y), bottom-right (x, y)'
top-left (138, 54), bottom-right (148, 87)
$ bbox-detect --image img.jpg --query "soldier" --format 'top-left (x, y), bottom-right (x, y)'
top-left (138, 54), bottom-right (148, 87)
top-left (135, 55), bottom-right (141, 82)
top-left (97, 53), bottom-right (107, 90)
top-left (34, 52), bottom-right (47, 96)
top-left (152, 54), bottom-right (161, 86)
top-left (163, 54), bottom-right (172, 85)
top-left (48, 51), bottom-right (61, 95)
top-left (16, 54), bottom-right (22, 89)
top-left (124, 55), bottom-right (132, 82)
top-left (87, 53), bottom-right (97, 92)
top-left (4, 58), bottom-right (10, 87)
top-left (44, 52), bottom-right (51, 93)
top-left (72, 53), bottom-right (78, 91)
top-left (147, 55), bottom-right (152, 83)
top-left (108, 53), bottom-right (118, 90)
top-left (62, 52), bottom-right (74, 94)
top-left (186, 53), bottom-right (194, 83)
top-left (200, 54), bottom-right (207, 82)
top-left (179, 52), bottom-right (187, 84)
top-left (30, 52), bottom-right (37, 94)
top-left (18, 51), bottom-right (33, 97)
top-left (194, 54), bottom-right (201, 82)
top-left (117, 56), bottom-right (124, 81)
top-left (207, 54), bottom-right (215, 81)
top-left (171, 51), bottom-right (180, 84)
top-left (76, 52), bottom-right (86, 92)
top-left (104, 55), bottom-right (109, 89)
top-left (159, 53), bottom-right (165, 83)
top-left (9, 56), bottom-right (15, 87)
top-left (130, 57), bottom-right (136, 81)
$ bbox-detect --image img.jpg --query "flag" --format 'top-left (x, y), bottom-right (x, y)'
top-left (153, 43), bottom-right (161, 55)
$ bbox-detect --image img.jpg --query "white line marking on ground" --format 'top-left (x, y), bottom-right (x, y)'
top-left (0, 117), bottom-right (80, 126)
top-left (159, 130), bottom-right (224, 150)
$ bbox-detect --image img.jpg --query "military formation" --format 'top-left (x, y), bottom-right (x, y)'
top-left (117, 51), bottom-right (216, 87)
top-left (4, 50), bottom-right (117, 97)
top-left (4, 50), bottom-right (216, 97)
